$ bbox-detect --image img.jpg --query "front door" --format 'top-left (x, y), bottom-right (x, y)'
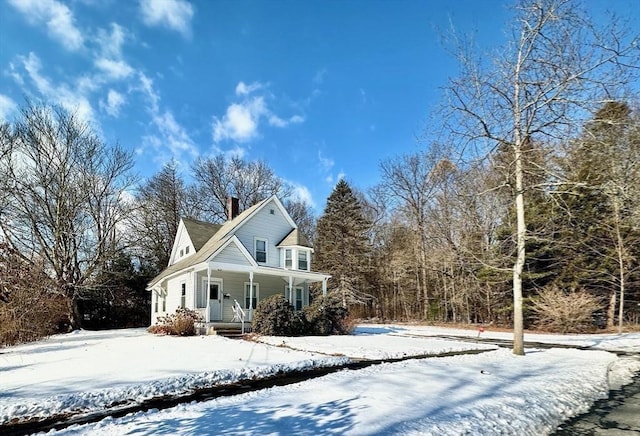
top-left (208, 280), bottom-right (222, 321)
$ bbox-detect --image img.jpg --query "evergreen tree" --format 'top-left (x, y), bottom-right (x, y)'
top-left (557, 101), bottom-right (640, 330)
top-left (131, 161), bottom-right (193, 275)
top-left (315, 180), bottom-right (373, 307)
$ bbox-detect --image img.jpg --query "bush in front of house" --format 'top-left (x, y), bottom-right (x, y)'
top-left (252, 293), bottom-right (354, 336)
top-left (148, 307), bottom-right (201, 336)
top-left (252, 294), bottom-right (304, 336)
top-left (303, 294), bottom-right (354, 335)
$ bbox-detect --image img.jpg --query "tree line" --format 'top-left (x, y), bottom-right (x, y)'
top-left (1, 0), bottom-right (639, 348)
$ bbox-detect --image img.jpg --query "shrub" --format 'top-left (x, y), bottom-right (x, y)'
top-left (252, 294), bottom-right (303, 336)
top-left (148, 307), bottom-right (201, 336)
top-left (529, 286), bottom-right (601, 333)
top-left (303, 294), bottom-right (353, 335)
top-left (0, 242), bottom-right (69, 347)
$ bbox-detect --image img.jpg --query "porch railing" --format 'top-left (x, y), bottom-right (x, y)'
top-left (231, 299), bottom-right (246, 334)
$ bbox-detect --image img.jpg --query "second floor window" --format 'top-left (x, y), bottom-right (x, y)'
top-left (298, 250), bottom-right (308, 270)
top-left (284, 249), bottom-right (292, 268)
top-left (255, 238), bottom-right (267, 263)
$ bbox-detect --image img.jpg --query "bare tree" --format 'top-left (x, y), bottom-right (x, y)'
top-left (376, 144), bottom-right (455, 318)
top-left (191, 154), bottom-right (291, 222)
top-left (0, 102), bottom-right (135, 329)
top-left (444, 0), bottom-right (639, 354)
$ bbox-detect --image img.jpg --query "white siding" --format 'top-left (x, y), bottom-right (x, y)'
top-left (169, 221), bottom-right (195, 265)
top-left (236, 199), bottom-right (293, 268)
top-left (214, 242), bottom-right (251, 265)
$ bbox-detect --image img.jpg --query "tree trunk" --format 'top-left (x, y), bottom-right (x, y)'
top-left (513, 136), bottom-right (526, 355)
top-left (613, 199), bottom-right (626, 334)
top-left (607, 291), bottom-right (616, 330)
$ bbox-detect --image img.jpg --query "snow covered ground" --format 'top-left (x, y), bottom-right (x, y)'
top-left (1, 324), bottom-right (639, 435)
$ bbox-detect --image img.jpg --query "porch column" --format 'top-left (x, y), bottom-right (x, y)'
top-left (192, 271), bottom-right (197, 308)
top-left (206, 267), bottom-right (211, 322)
top-left (322, 278), bottom-right (327, 297)
top-left (249, 271), bottom-right (254, 321)
top-left (288, 276), bottom-right (293, 302)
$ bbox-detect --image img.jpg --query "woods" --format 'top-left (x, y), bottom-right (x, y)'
top-left (1, 0), bottom-right (639, 348)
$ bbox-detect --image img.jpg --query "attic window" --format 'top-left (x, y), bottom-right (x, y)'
top-left (270, 209), bottom-right (275, 215)
top-left (180, 249), bottom-right (184, 257)
top-left (185, 246), bottom-right (190, 255)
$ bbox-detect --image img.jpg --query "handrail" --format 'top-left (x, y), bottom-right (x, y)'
top-left (231, 299), bottom-right (246, 334)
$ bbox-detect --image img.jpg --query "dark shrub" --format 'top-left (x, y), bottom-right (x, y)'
top-left (148, 307), bottom-right (201, 336)
top-left (252, 294), bottom-right (304, 335)
top-left (303, 294), bottom-right (353, 335)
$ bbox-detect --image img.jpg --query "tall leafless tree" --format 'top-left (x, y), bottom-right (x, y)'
top-left (191, 154), bottom-right (291, 222)
top-left (0, 102), bottom-right (135, 329)
top-left (444, 0), bottom-right (639, 354)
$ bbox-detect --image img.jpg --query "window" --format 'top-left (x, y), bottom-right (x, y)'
top-left (180, 283), bottom-right (186, 307)
top-left (209, 283), bottom-right (219, 300)
top-left (185, 246), bottom-right (190, 255)
top-left (244, 282), bottom-right (259, 309)
top-left (154, 293), bottom-right (158, 313)
top-left (180, 249), bottom-right (184, 257)
top-left (284, 249), bottom-right (292, 269)
top-left (162, 293), bottom-right (166, 312)
top-left (255, 238), bottom-right (267, 263)
top-left (298, 250), bottom-right (308, 271)
top-left (285, 286), bottom-right (304, 310)
top-left (295, 288), bottom-right (304, 311)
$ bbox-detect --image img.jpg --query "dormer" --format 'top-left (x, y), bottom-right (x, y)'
top-left (277, 229), bottom-right (313, 272)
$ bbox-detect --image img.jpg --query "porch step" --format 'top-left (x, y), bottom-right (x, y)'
top-left (194, 322), bottom-right (251, 338)
top-left (214, 328), bottom-right (250, 339)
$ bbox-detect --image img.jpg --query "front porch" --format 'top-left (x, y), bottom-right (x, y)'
top-left (192, 262), bottom-right (328, 324)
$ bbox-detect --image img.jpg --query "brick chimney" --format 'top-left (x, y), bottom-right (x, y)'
top-left (226, 197), bottom-right (239, 220)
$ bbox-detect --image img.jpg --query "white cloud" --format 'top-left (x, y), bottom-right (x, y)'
top-left (213, 82), bottom-right (305, 143)
top-left (318, 150), bottom-right (334, 172)
top-left (19, 52), bottom-right (95, 123)
top-left (313, 68), bottom-right (327, 85)
top-left (0, 94), bottom-right (18, 121)
top-left (213, 97), bottom-right (267, 143)
top-left (8, 0), bottom-right (84, 51)
top-left (94, 58), bottom-right (134, 80)
top-left (235, 81), bottom-right (263, 96)
top-left (101, 89), bottom-right (125, 117)
top-left (268, 114), bottom-right (305, 128)
top-left (135, 73), bottom-right (198, 161)
top-left (96, 23), bottom-right (127, 59)
top-left (290, 183), bottom-right (315, 208)
top-left (139, 0), bottom-right (194, 38)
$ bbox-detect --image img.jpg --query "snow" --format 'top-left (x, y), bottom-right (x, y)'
top-left (1, 324), bottom-right (639, 435)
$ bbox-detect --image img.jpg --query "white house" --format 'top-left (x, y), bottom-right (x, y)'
top-left (147, 196), bottom-right (330, 326)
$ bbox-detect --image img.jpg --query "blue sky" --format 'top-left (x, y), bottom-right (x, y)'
top-left (1, 0), bottom-right (637, 213)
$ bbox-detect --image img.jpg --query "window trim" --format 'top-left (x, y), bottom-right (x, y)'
top-left (244, 282), bottom-right (260, 310)
top-left (285, 285), bottom-right (305, 310)
top-left (254, 238), bottom-right (268, 263)
top-left (284, 248), bottom-right (293, 269)
top-left (297, 250), bottom-right (309, 271)
top-left (180, 282), bottom-right (186, 308)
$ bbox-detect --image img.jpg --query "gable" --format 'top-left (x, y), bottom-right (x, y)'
top-left (211, 240), bottom-right (254, 266)
top-left (234, 198), bottom-right (296, 267)
top-left (168, 220), bottom-right (194, 266)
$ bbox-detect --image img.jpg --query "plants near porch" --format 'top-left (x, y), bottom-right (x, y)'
top-left (252, 294), bottom-right (354, 336)
top-left (148, 308), bottom-right (202, 336)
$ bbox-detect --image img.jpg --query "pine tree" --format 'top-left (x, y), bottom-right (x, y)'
top-left (315, 180), bottom-right (373, 307)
